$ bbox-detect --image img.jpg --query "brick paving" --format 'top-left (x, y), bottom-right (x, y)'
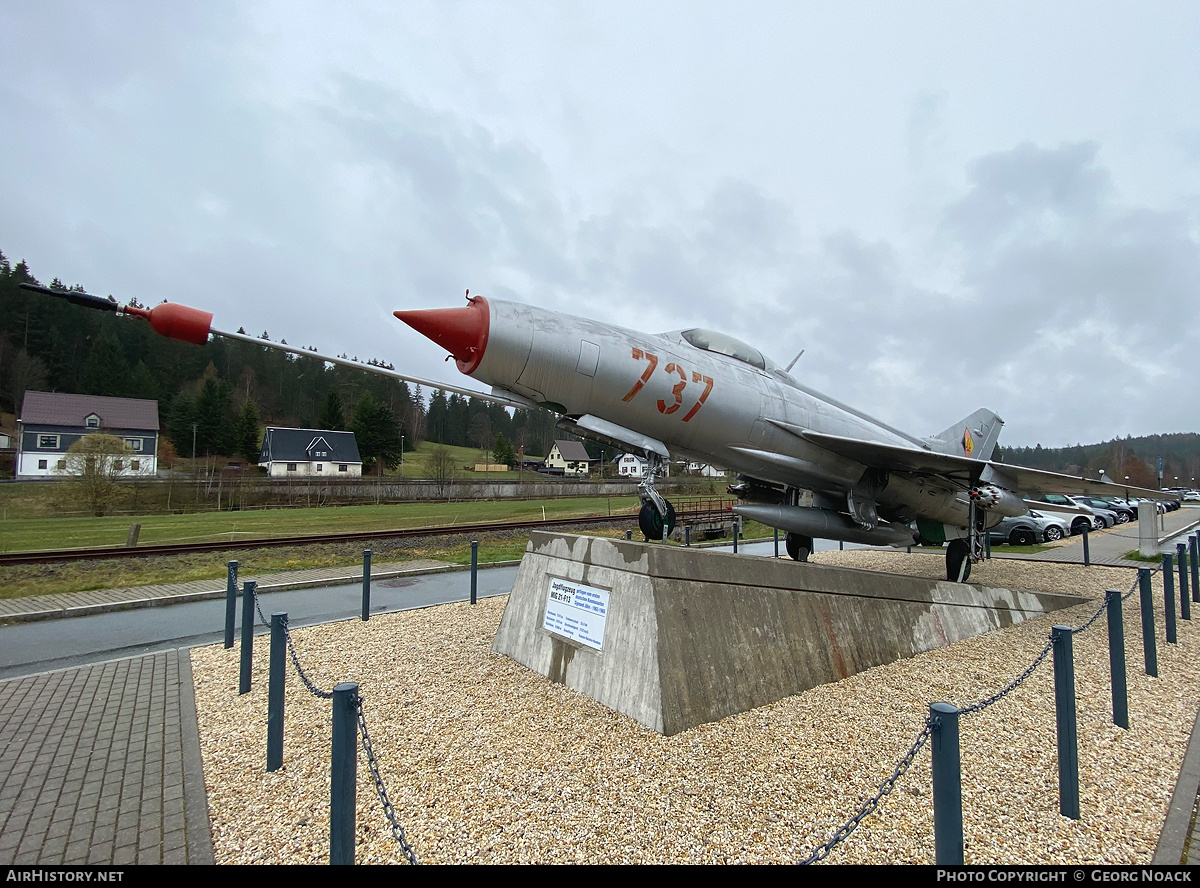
top-left (0, 650), bottom-right (212, 865)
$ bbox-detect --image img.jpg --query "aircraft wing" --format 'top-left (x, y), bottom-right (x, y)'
top-left (800, 430), bottom-right (1177, 500)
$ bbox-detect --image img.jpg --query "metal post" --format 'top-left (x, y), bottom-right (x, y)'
top-left (1082, 526), bottom-right (1090, 566)
top-left (733, 522), bottom-right (738, 553)
top-left (1052, 625), bottom-right (1080, 819)
top-left (1139, 568), bottom-right (1158, 677)
top-left (361, 549), bottom-right (372, 621)
top-left (839, 540), bottom-right (844, 550)
top-left (773, 527), bottom-right (778, 558)
top-left (984, 532), bottom-right (991, 560)
top-left (1163, 554), bottom-right (1177, 644)
top-left (239, 581), bottom-right (256, 695)
top-left (267, 613), bottom-right (286, 771)
top-left (330, 683), bottom-right (358, 866)
top-left (1106, 591), bottom-right (1128, 729)
top-left (930, 702), bottom-right (963, 865)
top-left (1177, 543), bottom-right (1190, 621)
top-left (625, 529), bottom-right (632, 541)
top-left (224, 560), bottom-right (239, 649)
top-left (685, 524), bottom-right (691, 547)
top-left (1191, 535), bottom-right (1199, 603)
top-left (470, 540), bottom-right (479, 604)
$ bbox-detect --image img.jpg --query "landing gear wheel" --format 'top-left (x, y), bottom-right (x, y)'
top-left (946, 539), bottom-right (972, 582)
top-left (638, 500), bottom-right (676, 541)
top-left (785, 532), bottom-right (813, 562)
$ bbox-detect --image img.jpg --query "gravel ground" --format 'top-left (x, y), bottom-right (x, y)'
top-left (190, 550), bottom-right (1200, 864)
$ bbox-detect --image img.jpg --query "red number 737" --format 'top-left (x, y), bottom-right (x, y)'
top-left (620, 347), bottom-right (713, 422)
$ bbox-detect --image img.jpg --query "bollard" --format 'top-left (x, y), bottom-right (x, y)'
top-left (1139, 568), bottom-right (1158, 677)
top-left (1106, 591), bottom-right (1129, 729)
top-left (839, 540), bottom-right (844, 551)
top-left (1191, 535), bottom-right (1199, 603)
top-left (267, 613), bottom-right (287, 771)
top-left (930, 702), bottom-right (963, 865)
top-left (773, 527), bottom-right (778, 558)
top-left (224, 560), bottom-right (239, 649)
top-left (1052, 625), bottom-right (1080, 819)
top-left (733, 522), bottom-right (738, 554)
top-left (625, 529), bottom-right (632, 541)
top-left (239, 581), bottom-right (256, 695)
top-left (470, 540), bottom-right (479, 604)
top-left (361, 549), bottom-right (372, 622)
top-left (984, 532), bottom-right (991, 560)
top-left (1163, 554), bottom-right (1177, 644)
top-left (330, 683), bottom-right (358, 866)
top-left (685, 524), bottom-right (691, 547)
top-left (1082, 526), bottom-right (1090, 567)
top-left (1177, 543), bottom-right (1190, 621)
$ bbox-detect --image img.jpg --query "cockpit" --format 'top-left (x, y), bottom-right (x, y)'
top-left (680, 328), bottom-right (768, 370)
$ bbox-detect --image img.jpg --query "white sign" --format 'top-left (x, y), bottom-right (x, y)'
top-left (542, 577), bottom-right (610, 651)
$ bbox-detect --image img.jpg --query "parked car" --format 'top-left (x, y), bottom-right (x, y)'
top-left (987, 510), bottom-right (1070, 546)
top-left (1028, 495), bottom-right (1101, 535)
top-left (1072, 496), bottom-right (1133, 524)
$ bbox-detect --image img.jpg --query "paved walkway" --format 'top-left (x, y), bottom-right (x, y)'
top-left (0, 650), bottom-right (211, 864)
top-left (3, 540), bottom-right (1200, 866)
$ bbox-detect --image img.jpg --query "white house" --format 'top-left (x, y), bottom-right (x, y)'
top-left (544, 439), bottom-right (592, 476)
top-left (16, 392), bottom-right (159, 479)
top-left (614, 453), bottom-right (671, 478)
top-left (258, 427), bottom-right (363, 477)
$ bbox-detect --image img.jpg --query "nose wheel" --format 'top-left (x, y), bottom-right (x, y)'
top-left (639, 500), bottom-right (676, 541)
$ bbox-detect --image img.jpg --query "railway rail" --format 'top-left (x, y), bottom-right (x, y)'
top-left (0, 504), bottom-right (737, 566)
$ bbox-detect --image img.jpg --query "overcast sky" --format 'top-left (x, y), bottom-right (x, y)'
top-left (2, 1), bottom-right (1197, 448)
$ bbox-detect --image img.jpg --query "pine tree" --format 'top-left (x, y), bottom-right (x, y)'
top-left (319, 389), bottom-right (345, 430)
top-left (351, 391), bottom-right (403, 475)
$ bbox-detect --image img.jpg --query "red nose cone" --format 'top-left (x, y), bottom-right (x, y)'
top-left (394, 296), bottom-right (490, 374)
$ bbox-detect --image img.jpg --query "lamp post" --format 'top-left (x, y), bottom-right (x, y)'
top-left (400, 435), bottom-right (404, 477)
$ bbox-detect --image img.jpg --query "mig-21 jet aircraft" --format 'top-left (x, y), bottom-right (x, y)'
top-left (23, 283), bottom-right (1173, 582)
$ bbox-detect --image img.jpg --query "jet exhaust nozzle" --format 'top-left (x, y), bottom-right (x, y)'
top-left (733, 504), bottom-right (916, 547)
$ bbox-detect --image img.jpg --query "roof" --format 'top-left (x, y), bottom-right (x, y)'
top-left (19, 391), bottom-right (159, 430)
top-left (550, 439), bottom-right (592, 462)
top-left (260, 427), bottom-right (361, 463)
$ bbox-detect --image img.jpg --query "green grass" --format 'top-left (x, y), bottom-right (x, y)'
top-left (0, 495), bottom-right (644, 553)
top-left (1123, 549), bottom-right (1163, 563)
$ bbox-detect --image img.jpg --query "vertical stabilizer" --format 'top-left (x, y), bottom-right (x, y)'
top-left (924, 408), bottom-right (1004, 460)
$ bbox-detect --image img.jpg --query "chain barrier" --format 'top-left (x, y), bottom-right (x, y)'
top-left (251, 586), bottom-right (334, 699)
top-left (797, 718), bottom-right (933, 864)
top-left (245, 584), bottom-right (418, 861)
top-left (798, 567), bottom-right (1156, 863)
top-left (357, 695), bottom-right (420, 865)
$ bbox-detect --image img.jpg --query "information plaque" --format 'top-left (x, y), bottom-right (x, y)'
top-left (542, 577), bottom-right (610, 651)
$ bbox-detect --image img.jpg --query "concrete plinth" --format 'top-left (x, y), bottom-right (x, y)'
top-left (492, 532), bottom-right (1084, 735)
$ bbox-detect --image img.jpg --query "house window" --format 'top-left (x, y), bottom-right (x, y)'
top-left (38, 434), bottom-right (59, 449)
top-left (85, 415), bottom-right (100, 429)
top-left (124, 438), bottom-right (143, 452)
top-left (56, 460), bottom-right (65, 470)
top-left (339, 464), bottom-right (348, 472)
top-left (130, 460), bottom-right (140, 470)
top-left (286, 463), bottom-right (297, 472)
top-left (114, 460), bottom-right (123, 471)
top-left (316, 463), bottom-right (323, 472)
top-left (38, 459), bottom-right (47, 470)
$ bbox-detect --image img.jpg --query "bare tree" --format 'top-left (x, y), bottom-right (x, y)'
top-left (55, 433), bottom-right (152, 516)
top-left (428, 445), bottom-right (458, 500)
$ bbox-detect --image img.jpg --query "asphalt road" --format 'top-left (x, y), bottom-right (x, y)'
top-left (0, 565), bottom-right (519, 681)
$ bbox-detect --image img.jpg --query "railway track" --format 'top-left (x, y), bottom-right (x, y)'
top-left (0, 506), bottom-right (736, 565)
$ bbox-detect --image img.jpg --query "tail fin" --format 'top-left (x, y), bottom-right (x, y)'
top-left (924, 408), bottom-right (1004, 460)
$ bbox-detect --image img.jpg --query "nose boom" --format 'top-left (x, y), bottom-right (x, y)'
top-left (394, 296), bottom-right (490, 374)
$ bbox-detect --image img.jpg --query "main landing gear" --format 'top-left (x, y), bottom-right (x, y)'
top-left (946, 539), bottom-right (971, 582)
top-left (785, 532), bottom-right (813, 562)
top-left (637, 452), bottom-right (676, 541)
